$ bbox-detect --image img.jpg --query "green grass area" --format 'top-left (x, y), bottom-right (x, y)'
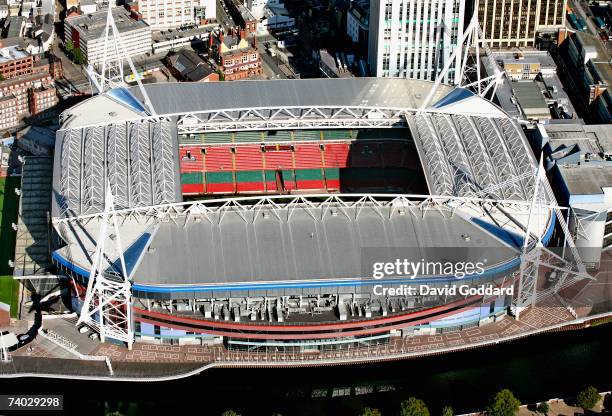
top-left (0, 275), bottom-right (18, 317)
top-left (0, 177), bottom-right (20, 317)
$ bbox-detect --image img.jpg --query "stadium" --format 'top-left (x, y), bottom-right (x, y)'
top-left (51, 78), bottom-right (554, 350)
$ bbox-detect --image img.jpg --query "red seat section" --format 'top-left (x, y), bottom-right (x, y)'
top-left (323, 143), bottom-right (350, 168)
top-left (204, 146), bottom-right (234, 171)
top-left (234, 145), bottom-right (264, 171)
top-left (179, 146), bottom-right (203, 172)
top-left (264, 149), bottom-right (293, 170)
top-left (293, 144), bottom-right (323, 169)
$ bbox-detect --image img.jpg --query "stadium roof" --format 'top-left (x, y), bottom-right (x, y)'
top-left (52, 197), bottom-right (538, 292)
top-left (54, 79), bottom-right (538, 220)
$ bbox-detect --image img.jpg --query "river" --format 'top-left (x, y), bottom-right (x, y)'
top-left (1, 324), bottom-right (611, 416)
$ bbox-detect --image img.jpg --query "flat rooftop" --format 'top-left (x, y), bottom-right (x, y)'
top-left (512, 81), bottom-right (550, 117)
top-left (53, 203), bottom-right (523, 289)
top-left (559, 165), bottom-right (612, 195)
top-left (0, 46), bottom-right (29, 64)
top-left (545, 122), bottom-right (612, 160)
top-left (65, 7), bottom-right (149, 41)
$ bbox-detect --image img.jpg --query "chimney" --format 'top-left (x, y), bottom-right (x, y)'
top-left (240, 29), bottom-right (246, 40)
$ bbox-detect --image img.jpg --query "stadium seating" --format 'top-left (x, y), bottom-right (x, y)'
top-left (179, 129), bottom-right (421, 196)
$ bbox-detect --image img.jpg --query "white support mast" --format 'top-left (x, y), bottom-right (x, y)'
top-left (420, 12), bottom-right (505, 110)
top-left (86, 6), bottom-right (157, 117)
top-left (512, 156), bottom-right (592, 320)
top-left (77, 183), bottom-right (134, 349)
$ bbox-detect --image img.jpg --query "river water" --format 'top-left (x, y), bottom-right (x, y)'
top-left (2, 324), bottom-right (611, 415)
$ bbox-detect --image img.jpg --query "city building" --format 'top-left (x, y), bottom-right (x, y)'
top-left (512, 81), bottom-right (551, 121)
top-left (368, 0), bottom-right (465, 83)
top-left (531, 122), bottom-right (612, 268)
top-left (477, 0), bottom-right (566, 48)
top-left (0, 46), bottom-right (34, 80)
top-left (258, 2), bottom-right (294, 34)
top-left (0, 94), bottom-right (18, 130)
top-left (79, 0), bottom-right (97, 14)
top-left (227, 0), bottom-right (258, 37)
top-left (0, 71), bottom-right (56, 122)
top-left (137, 0), bottom-right (216, 30)
top-left (15, 125), bottom-right (56, 155)
top-left (503, 58), bottom-right (542, 81)
top-left (347, 0), bottom-right (369, 48)
top-left (319, 49), bottom-right (354, 78)
top-left (166, 48), bottom-right (219, 82)
top-left (29, 86), bottom-right (58, 115)
top-left (246, 0), bottom-right (281, 20)
top-left (210, 32), bottom-right (262, 80)
top-left (151, 24), bottom-right (215, 54)
top-left (0, 54), bottom-right (60, 130)
top-left (3, 16), bottom-right (26, 39)
top-left (0, 0), bottom-right (8, 20)
top-left (64, 7), bottom-right (152, 67)
top-left (562, 31), bottom-right (612, 123)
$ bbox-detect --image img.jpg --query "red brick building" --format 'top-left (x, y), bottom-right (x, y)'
top-left (210, 32), bottom-right (262, 81)
top-left (0, 50), bottom-right (34, 80)
top-left (29, 86), bottom-right (59, 115)
top-left (0, 54), bottom-right (60, 129)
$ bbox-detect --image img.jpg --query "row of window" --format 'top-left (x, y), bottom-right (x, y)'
top-left (224, 54), bottom-right (258, 66)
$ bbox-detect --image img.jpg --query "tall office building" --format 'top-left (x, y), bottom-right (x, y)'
top-left (139, 0), bottom-right (216, 29)
top-left (368, 0), bottom-right (465, 83)
top-left (477, 0), bottom-right (566, 48)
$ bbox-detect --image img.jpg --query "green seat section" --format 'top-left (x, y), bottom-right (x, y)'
top-left (293, 130), bottom-right (322, 142)
top-left (264, 170), bottom-right (277, 182)
top-left (264, 130), bottom-right (293, 142)
top-left (206, 171), bottom-right (234, 184)
top-left (204, 132), bottom-right (234, 144)
top-left (235, 170), bottom-right (264, 183)
top-left (181, 172), bottom-right (203, 184)
top-left (324, 168), bottom-right (340, 180)
top-left (295, 168), bottom-right (324, 181)
top-left (234, 131), bottom-right (263, 143)
top-left (323, 130), bottom-right (352, 140)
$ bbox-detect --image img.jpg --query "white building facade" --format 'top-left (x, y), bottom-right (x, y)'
top-left (246, 0), bottom-right (281, 20)
top-left (139, 0), bottom-right (216, 30)
top-left (368, 0), bottom-right (465, 83)
top-left (64, 8), bottom-right (152, 67)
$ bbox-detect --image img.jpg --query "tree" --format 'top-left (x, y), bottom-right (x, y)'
top-left (536, 402), bottom-right (549, 415)
top-left (442, 406), bottom-right (454, 416)
top-left (400, 397), bottom-right (430, 416)
top-left (486, 389), bottom-right (521, 416)
top-left (72, 48), bottom-right (86, 65)
top-left (360, 407), bottom-right (382, 416)
top-left (221, 411), bottom-right (240, 416)
top-left (65, 40), bottom-right (74, 54)
top-left (577, 386), bottom-right (600, 412)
